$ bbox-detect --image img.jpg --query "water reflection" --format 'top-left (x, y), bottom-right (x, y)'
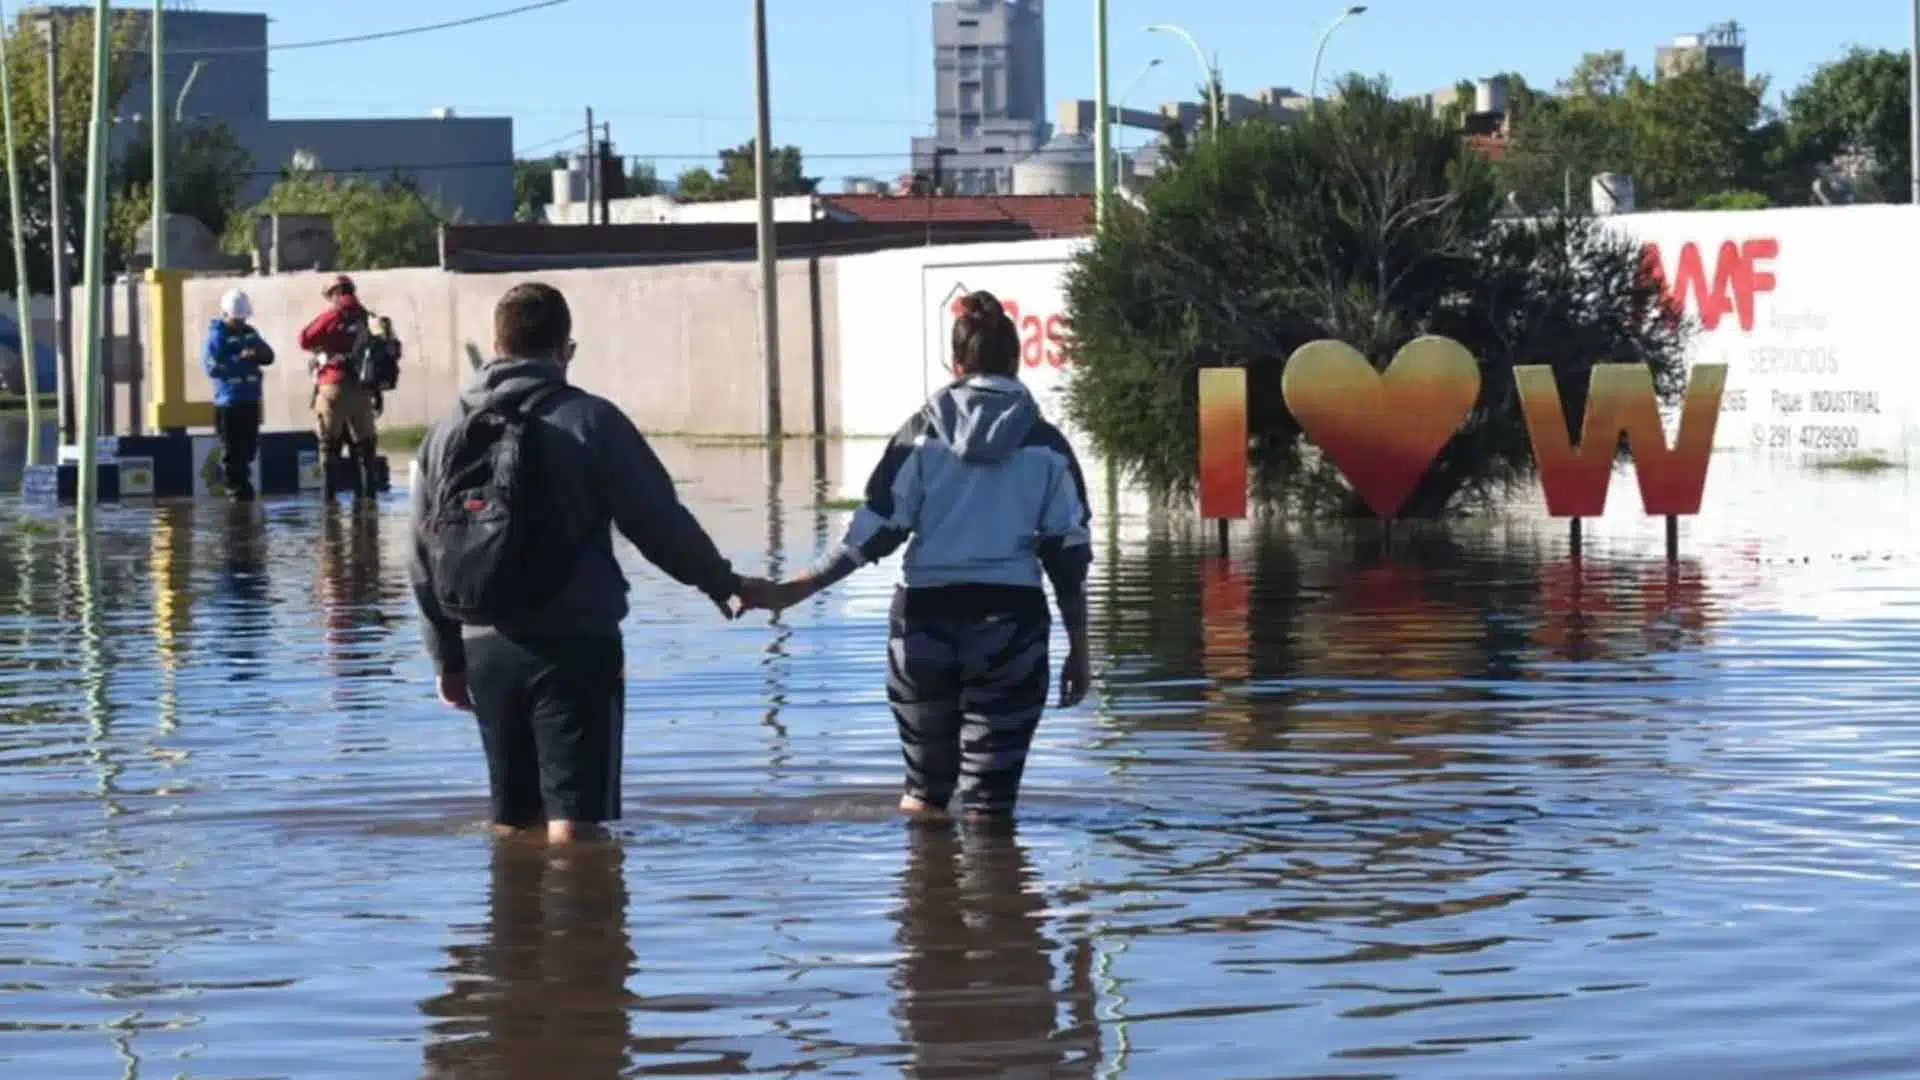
top-left (760, 443), bottom-right (793, 765)
top-left (1101, 521), bottom-right (1725, 725)
top-left (317, 505), bottom-right (398, 707)
top-left (892, 824), bottom-right (1101, 1078)
top-left (10, 441), bottom-right (1920, 1078)
top-left (420, 843), bottom-right (635, 1079)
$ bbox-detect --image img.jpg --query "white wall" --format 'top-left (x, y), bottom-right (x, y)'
top-left (834, 236), bottom-right (1092, 503)
top-left (1615, 205), bottom-right (1914, 460)
top-left (832, 206), bottom-right (1920, 504)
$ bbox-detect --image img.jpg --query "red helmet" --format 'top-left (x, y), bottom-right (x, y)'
top-left (323, 273), bottom-right (355, 299)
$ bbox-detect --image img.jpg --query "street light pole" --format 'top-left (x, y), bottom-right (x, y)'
top-left (1910, 0), bottom-right (1919, 203)
top-left (1310, 5), bottom-right (1367, 104)
top-left (1093, 0), bottom-right (1110, 223)
top-left (45, 17), bottom-right (73, 446)
top-left (1113, 58), bottom-right (1162, 185)
top-left (0, 2), bottom-right (40, 466)
top-left (1146, 24), bottom-right (1218, 134)
top-left (76, 0), bottom-right (111, 525)
top-left (150, 0), bottom-right (165, 270)
top-left (751, 0), bottom-right (780, 439)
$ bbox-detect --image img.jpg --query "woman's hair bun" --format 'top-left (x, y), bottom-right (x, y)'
top-left (958, 290), bottom-right (1003, 323)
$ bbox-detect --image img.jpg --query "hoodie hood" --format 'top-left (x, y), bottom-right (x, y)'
top-left (461, 356), bottom-right (566, 412)
top-left (925, 374), bottom-right (1037, 464)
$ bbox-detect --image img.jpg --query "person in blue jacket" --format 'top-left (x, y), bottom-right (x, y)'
top-left (204, 288), bottom-right (275, 501)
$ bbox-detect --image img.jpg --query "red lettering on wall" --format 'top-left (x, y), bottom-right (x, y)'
top-left (1642, 238), bottom-right (1778, 332)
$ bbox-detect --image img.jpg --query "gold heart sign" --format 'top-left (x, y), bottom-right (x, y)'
top-left (1280, 336), bottom-right (1481, 517)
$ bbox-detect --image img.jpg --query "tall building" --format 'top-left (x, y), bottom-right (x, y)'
top-left (1656, 21), bottom-right (1746, 81)
top-left (911, 0), bottom-right (1047, 195)
top-left (20, 5), bottom-right (514, 225)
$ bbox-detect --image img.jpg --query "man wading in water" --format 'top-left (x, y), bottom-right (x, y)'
top-left (409, 282), bottom-right (772, 844)
top-left (740, 290), bottom-right (1093, 822)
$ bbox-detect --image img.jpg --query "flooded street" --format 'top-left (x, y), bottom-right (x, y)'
top-left (4, 438), bottom-right (1920, 1078)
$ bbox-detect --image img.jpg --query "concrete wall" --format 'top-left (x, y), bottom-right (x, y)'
top-left (105, 257), bottom-right (839, 438)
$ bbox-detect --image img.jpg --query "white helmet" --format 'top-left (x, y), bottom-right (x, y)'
top-left (220, 288), bottom-right (252, 320)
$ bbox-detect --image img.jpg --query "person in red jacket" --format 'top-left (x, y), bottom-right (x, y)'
top-left (299, 274), bottom-right (381, 497)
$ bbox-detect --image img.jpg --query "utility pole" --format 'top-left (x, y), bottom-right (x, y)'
top-left (751, 0), bottom-right (780, 439)
top-left (1093, 0), bottom-right (1110, 223)
top-left (150, 0), bottom-right (166, 270)
top-left (45, 17), bottom-right (72, 445)
top-left (1910, 0), bottom-right (1919, 204)
top-left (0, 2), bottom-right (41, 465)
top-left (599, 121), bottom-right (612, 225)
top-left (76, 0), bottom-right (111, 525)
top-left (583, 106), bottom-right (595, 225)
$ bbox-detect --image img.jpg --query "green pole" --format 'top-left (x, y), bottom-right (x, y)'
top-left (0, 3), bottom-right (41, 467)
top-left (149, 0), bottom-right (164, 270)
top-left (75, 0), bottom-right (108, 527)
top-left (1092, 0), bottom-right (1109, 224)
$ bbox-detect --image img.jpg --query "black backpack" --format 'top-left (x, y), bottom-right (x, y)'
top-left (418, 383), bottom-right (580, 626)
top-left (352, 317), bottom-right (401, 391)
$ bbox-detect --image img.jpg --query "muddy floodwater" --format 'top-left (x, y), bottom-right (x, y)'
top-left (3, 438), bottom-right (1920, 1079)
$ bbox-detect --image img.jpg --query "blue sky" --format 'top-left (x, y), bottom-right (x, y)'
top-left (244, 0), bottom-right (1917, 188)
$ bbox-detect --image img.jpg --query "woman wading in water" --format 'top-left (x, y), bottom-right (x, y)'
top-left (740, 290), bottom-right (1093, 821)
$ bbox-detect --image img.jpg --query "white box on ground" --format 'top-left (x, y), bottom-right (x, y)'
top-left (297, 450), bottom-right (324, 491)
top-left (117, 456), bottom-right (154, 497)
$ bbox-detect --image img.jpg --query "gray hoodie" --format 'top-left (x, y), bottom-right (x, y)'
top-left (407, 358), bottom-right (740, 674)
top-left (813, 373), bottom-right (1093, 627)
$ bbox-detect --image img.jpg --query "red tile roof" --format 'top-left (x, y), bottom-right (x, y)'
top-left (819, 194), bottom-right (1094, 237)
top-left (1464, 133), bottom-right (1508, 162)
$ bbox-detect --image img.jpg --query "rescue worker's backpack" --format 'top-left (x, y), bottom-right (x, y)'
top-left (352, 316), bottom-right (401, 392)
top-left (416, 382), bottom-right (580, 626)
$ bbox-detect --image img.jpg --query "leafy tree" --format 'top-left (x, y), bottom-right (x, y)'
top-left (1625, 64), bottom-right (1779, 209)
top-left (1563, 50), bottom-right (1630, 98)
top-left (1499, 88), bottom-right (1634, 211)
top-left (627, 160), bottom-right (660, 196)
top-left (1062, 75), bottom-right (1690, 518)
top-left (1783, 47), bottom-right (1911, 201)
top-left (1157, 116), bottom-right (1189, 167)
top-left (221, 166), bottom-right (452, 269)
top-left (674, 139), bottom-right (817, 202)
top-left (107, 119), bottom-right (253, 263)
top-left (0, 9), bottom-right (138, 292)
top-left (1695, 189), bottom-right (1771, 209)
top-left (512, 154), bottom-right (562, 222)
top-left (672, 165), bottom-right (723, 201)
top-left (1501, 52), bottom-right (1779, 211)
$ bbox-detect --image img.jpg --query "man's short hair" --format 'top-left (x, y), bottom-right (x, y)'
top-left (494, 282), bottom-right (572, 359)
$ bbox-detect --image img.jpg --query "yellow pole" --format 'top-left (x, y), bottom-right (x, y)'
top-left (0, 3), bottom-right (42, 467)
top-left (75, 1), bottom-right (109, 527)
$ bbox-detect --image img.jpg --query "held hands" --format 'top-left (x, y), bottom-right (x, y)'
top-left (714, 575), bottom-right (781, 620)
top-left (731, 575), bottom-right (810, 618)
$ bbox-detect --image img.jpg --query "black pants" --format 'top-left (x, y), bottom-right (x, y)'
top-left (214, 402), bottom-right (262, 495)
top-left (887, 586), bottom-right (1051, 814)
top-left (466, 630), bottom-right (626, 828)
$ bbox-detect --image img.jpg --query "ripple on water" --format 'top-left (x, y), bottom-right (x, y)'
top-left (3, 447), bottom-right (1920, 1077)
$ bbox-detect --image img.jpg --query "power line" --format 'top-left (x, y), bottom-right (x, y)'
top-left (167, 0), bottom-right (572, 55)
top-left (251, 145), bottom-right (1144, 177)
top-left (514, 127), bottom-right (590, 156)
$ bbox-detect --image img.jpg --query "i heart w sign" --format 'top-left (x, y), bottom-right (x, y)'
top-left (1196, 335), bottom-right (1728, 521)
